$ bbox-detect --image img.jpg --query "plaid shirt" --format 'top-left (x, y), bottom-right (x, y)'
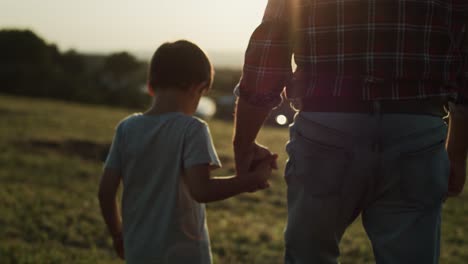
top-left (238, 0), bottom-right (468, 108)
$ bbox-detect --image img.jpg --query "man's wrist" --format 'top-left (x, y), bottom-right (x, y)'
top-left (233, 140), bottom-right (255, 153)
top-left (447, 145), bottom-right (468, 160)
top-left (112, 231), bottom-right (123, 241)
top-left (449, 103), bottom-right (468, 121)
top-left (447, 102), bottom-right (468, 153)
top-left (449, 102), bottom-right (468, 119)
top-left (454, 94), bottom-right (468, 106)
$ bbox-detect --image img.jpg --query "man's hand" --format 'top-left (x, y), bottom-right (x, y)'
top-left (446, 146), bottom-right (467, 197)
top-left (235, 143), bottom-right (278, 191)
top-left (233, 97), bottom-right (276, 191)
top-left (446, 102), bottom-right (468, 197)
top-left (243, 153), bottom-right (278, 192)
top-left (447, 158), bottom-right (467, 197)
top-left (235, 143), bottom-right (278, 174)
top-left (233, 97), bottom-right (275, 173)
top-left (113, 233), bottom-right (125, 260)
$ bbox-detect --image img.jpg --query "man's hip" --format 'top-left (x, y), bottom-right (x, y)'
top-left (284, 112), bottom-right (449, 264)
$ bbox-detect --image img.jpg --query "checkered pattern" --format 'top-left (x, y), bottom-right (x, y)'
top-left (238, 0), bottom-right (468, 107)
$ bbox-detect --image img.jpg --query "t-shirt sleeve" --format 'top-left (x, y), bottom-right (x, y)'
top-left (104, 123), bottom-right (124, 171)
top-left (183, 120), bottom-right (222, 170)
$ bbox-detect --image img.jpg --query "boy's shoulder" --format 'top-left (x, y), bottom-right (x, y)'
top-left (113, 113), bottom-right (144, 130)
top-left (175, 115), bottom-right (209, 137)
top-left (186, 115), bottom-right (208, 128)
top-left (115, 113), bottom-right (207, 132)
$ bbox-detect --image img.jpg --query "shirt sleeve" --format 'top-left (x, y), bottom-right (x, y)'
top-left (461, 21), bottom-right (468, 103)
top-left (104, 123), bottom-right (124, 171)
top-left (237, 0), bottom-right (294, 108)
top-left (454, 1), bottom-right (468, 104)
top-left (183, 119), bottom-right (221, 170)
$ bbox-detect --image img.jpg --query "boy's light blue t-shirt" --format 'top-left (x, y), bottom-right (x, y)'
top-left (105, 112), bottom-right (221, 264)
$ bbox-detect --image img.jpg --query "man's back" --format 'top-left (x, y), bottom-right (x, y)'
top-left (239, 0), bottom-right (467, 107)
top-left (234, 0), bottom-right (468, 263)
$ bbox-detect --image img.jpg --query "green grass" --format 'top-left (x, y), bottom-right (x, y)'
top-left (0, 94), bottom-right (466, 263)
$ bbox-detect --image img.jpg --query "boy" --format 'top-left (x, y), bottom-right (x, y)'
top-left (98, 40), bottom-right (276, 264)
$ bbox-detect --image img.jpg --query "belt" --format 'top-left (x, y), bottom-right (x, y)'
top-left (295, 97), bottom-right (448, 117)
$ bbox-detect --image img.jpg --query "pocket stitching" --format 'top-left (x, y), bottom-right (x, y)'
top-left (399, 139), bottom-right (445, 157)
top-left (295, 130), bottom-right (351, 159)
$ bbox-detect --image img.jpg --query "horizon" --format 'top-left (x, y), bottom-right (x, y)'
top-left (0, 0), bottom-right (267, 58)
top-left (54, 46), bottom-right (245, 69)
top-left (0, 26), bottom-right (246, 68)
top-left (132, 49), bottom-right (245, 68)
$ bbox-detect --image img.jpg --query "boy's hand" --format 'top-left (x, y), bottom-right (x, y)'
top-left (113, 233), bottom-right (125, 260)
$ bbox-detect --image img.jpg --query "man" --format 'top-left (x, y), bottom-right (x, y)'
top-left (233, 0), bottom-right (468, 263)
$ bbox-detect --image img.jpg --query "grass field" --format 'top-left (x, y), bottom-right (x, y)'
top-left (0, 94), bottom-right (467, 264)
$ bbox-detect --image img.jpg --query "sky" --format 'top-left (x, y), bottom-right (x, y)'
top-left (0, 0), bottom-right (268, 55)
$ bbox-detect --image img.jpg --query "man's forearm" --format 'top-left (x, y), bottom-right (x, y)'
top-left (233, 97), bottom-right (272, 151)
top-left (447, 103), bottom-right (468, 159)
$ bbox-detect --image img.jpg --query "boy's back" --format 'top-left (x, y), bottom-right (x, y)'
top-left (105, 112), bottom-right (220, 263)
top-left (98, 40), bottom-right (276, 264)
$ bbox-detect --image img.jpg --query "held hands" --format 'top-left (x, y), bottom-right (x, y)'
top-left (235, 143), bottom-right (278, 192)
top-left (245, 152), bottom-right (278, 192)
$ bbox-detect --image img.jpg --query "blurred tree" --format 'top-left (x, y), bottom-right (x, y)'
top-left (52, 50), bottom-right (89, 101)
top-left (97, 52), bottom-right (149, 108)
top-left (0, 30), bottom-right (149, 108)
top-left (0, 29), bottom-right (243, 110)
top-left (60, 50), bottom-right (85, 74)
top-left (103, 52), bottom-right (141, 77)
top-left (0, 29), bottom-right (58, 96)
top-left (211, 68), bottom-right (241, 97)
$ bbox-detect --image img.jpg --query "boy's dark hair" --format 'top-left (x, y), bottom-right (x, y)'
top-left (149, 40), bottom-right (213, 90)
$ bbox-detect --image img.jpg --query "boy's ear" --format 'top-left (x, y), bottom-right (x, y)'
top-left (147, 84), bottom-right (155, 97)
top-left (191, 81), bottom-right (209, 95)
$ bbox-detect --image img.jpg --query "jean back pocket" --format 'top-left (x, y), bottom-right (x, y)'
top-left (287, 130), bottom-right (352, 197)
top-left (396, 138), bottom-right (449, 206)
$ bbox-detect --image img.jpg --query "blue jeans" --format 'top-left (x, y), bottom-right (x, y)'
top-left (284, 112), bottom-right (450, 264)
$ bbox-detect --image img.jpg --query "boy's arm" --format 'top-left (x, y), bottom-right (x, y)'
top-left (184, 155), bottom-right (276, 203)
top-left (98, 168), bottom-right (124, 259)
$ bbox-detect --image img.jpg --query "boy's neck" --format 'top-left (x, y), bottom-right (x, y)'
top-left (145, 88), bottom-right (197, 116)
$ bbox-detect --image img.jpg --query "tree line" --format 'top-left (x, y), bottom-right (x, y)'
top-left (0, 29), bottom-right (241, 109)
